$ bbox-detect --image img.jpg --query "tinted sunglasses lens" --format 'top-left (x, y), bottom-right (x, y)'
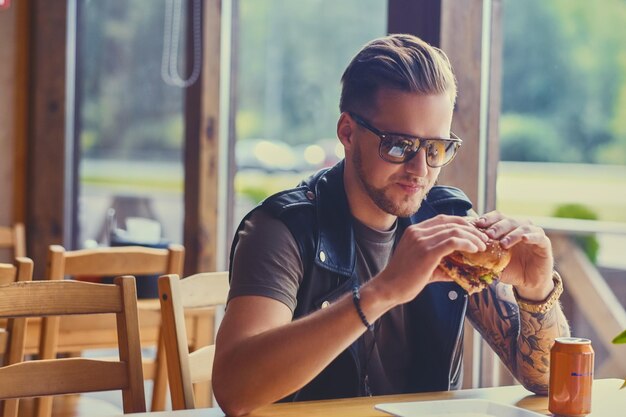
top-left (425, 140), bottom-right (458, 167)
top-left (379, 136), bottom-right (415, 163)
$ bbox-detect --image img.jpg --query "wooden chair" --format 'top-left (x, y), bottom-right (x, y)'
top-left (0, 223), bottom-right (26, 259)
top-left (0, 276), bottom-right (146, 414)
top-left (158, 272), bottom-right (229, 409)
top-left (0, 257), bottom-right (33, 417)
top-left (35, 244), bottom-right (184, 417)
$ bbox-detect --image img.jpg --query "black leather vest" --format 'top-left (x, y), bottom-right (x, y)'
top-left (229, 161), bottom-right (473, 401)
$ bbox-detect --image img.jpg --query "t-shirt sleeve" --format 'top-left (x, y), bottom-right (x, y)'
top-left (228, 209), bottom-right (304, 313)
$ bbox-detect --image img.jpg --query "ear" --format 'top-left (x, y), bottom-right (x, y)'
top-left (337, 112), bottom-right (354, 151)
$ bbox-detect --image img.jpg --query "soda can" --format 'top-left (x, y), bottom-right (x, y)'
top-left (549, 337), bottom-right (594, 416)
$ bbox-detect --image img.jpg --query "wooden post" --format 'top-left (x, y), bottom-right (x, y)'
top-left (26, 0), bottom-right (68, 275)
top-left (0, 0), bottom-right (29, 229)
top-left (184, 0), bottom-right (222, 275)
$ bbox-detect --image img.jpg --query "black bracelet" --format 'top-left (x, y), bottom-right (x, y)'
top-left (352, 285), bottom-right (374, 332)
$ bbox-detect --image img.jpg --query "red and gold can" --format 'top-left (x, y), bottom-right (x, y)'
top-left (549, 337), bottom-right (594, 416)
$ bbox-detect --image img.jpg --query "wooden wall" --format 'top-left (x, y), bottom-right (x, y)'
top-left (25, 0), bottom-right (68, 275)
top-left (0, 1), bottom-right (29, 262)
top-left (0, 0), bottom-right (68, 272)
top-left (0, 7), bottom-right (16, 225)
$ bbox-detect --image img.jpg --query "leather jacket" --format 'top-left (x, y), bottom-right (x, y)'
top-left (229, 161), bottom-right (473, 401)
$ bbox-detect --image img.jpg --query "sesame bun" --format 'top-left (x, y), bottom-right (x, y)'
top-left (440, 237), bottom-right (511, 295)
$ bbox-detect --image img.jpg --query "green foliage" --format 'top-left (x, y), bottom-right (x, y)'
top-left (499, 115), bottom-right (574, 162)
top-left (615, 329), bottom-right (626, 389)
top-left (237, 0), bottom-right (386, 145)
top-left (501, 0), bottom-right (626, 164)
top-left (79, 0), bottom-right (184, 160)
top-left (237, 186), bottom-right (270, 205)
top-left (552, 204), bottom-right (599, 263)
top-left (614, 330), bottom-right (626, 344)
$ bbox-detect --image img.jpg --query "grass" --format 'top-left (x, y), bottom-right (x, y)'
top-left (81, 162), bottom-right (626, 223)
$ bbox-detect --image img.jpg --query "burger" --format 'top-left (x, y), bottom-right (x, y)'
top-left (440, 235), bottom-right (512, 295)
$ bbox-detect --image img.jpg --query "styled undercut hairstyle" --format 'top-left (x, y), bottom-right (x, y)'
top-left (339, 34), bottom-right (457, 115)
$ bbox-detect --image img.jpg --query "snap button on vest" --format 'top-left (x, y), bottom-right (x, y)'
top-left (448, 290), bottom-right (458, 301)
top-left (319, 251), bottom-right (326, 262)
top-left (306, 190), bottom-right (315, 200)
top-left (321, 301), bottom-right (330, 309)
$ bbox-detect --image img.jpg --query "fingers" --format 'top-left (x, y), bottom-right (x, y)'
top-left (473, 211), bottom-right (550, 250)
top-left (420, 213), bottom-right (480, 229)
top-left (405, 221), bottom-right (488, 253)
top-left (411, 214), bottom-right (490, 243)
top-left (502, 228), bottom-right (552, 251)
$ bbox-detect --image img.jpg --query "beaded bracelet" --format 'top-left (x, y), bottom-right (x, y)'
top-left (352, 285), bottom-right (375, 332)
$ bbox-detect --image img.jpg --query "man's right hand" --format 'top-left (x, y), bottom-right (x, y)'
top-left (372, 214), bottom-right (488, 305)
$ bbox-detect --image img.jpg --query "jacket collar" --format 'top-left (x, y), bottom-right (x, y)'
top-left (309, 161), bottom-right (356, 277)
top-left (309, 160), bottom-right (449, 279)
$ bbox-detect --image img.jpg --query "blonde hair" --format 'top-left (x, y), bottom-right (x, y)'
top-left (340, 34), bottom-right (457, 114)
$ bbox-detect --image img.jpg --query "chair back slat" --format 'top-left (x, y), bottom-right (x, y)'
top-left (61, 246), bottom-right (170, 276)
top-left (180, 272), bottom-right (230, 308)
top-left (0, 358), bottom-right (128, 398)
top-left (0, 280), bottom-right (123, 316)
top-left (188, 345), bottom-right (216, 384)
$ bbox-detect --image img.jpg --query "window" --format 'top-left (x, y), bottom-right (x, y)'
top-left (498, 0), bottom-right (626, 379)
top-left (74, 0), bottom-right (188, 248)
top-left (232, 0), bottom-right (387, 227)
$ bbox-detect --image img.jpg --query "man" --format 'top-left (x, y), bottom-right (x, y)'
top-left (213, 34), bottom-right (569, 416)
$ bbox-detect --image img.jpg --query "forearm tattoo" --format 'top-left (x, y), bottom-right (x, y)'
top-left (467, 282), bottom-right (570, 394)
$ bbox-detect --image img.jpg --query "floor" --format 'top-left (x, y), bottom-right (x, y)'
top-left (16, 381), bottom-right (160, 417)
top-left (17, 396), bottom-right (124, 417)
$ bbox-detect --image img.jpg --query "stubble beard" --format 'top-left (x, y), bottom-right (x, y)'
top-left (353, 143), bottom-right (430, 218)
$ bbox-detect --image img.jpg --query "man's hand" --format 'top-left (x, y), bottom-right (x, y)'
top-left (473, 211), bottom-right (554, 301)
top-left (374, 214), bottom-right (488, 305)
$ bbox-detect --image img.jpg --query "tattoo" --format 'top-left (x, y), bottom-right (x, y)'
top-left (467, 282), bottom-right (570, 394)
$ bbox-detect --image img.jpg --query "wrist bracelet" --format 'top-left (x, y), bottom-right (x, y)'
top-left (352, 285), bottom-right (374, 332)
top-left (514, 270), bottom-right (564, 315)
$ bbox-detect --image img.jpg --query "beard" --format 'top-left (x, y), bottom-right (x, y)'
top-left (353, 143), bottom-right (431, 218)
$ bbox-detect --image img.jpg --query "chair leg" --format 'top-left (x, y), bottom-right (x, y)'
top-left (151, 333), bottom-right (168, 411)
top-left (35, 315), bottom-right (60, 417)
top-left (34, 396), bottom-right (53, 417)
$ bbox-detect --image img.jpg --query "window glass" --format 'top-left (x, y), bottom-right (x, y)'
top-left (498, 0), bottom-right (626, 269)
top-left (75, 0), bottom-right (187, 248)
top-left (234, 0), bottom-right (387, 224)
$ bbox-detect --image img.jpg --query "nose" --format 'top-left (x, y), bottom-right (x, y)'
top-left (404, 148), bottom-right (429, 177)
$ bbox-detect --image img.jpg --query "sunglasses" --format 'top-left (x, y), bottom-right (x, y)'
top-left (348, 112), bottom-right (462, 168)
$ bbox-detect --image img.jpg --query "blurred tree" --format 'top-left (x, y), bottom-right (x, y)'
top-left (499, 115), bottom-right (573, 162)
top-left (237, 0), bottom-right (386, 145)
top-left (553, 203), bottom-right (600, 263)
top-left (78, 0), bottom-right (184, 160)
top-left (501, 0), bottom-right (626, 164)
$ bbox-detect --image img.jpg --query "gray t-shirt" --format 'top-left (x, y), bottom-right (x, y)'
top-left (229, 209), bottom-right (412, 395)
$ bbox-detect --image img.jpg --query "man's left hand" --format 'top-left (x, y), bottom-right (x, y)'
top-left (473, 211), bottom-right (554, 301)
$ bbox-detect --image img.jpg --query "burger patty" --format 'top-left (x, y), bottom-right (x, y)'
top-left (442, 257), bottom-right (491, 281)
